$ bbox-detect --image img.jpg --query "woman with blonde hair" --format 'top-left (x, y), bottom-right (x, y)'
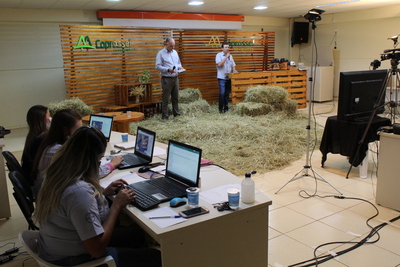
top-left (34, 127), bottom-right (161, 266)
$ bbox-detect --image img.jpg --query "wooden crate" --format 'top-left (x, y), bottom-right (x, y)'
top-left (115, 83), bottom-right (153, 106)
top-left (230, 70), bottom-right (307, 108)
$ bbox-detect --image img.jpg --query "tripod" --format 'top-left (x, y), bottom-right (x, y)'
top-left (276, 20), bottom-right (342, 194)
top-left (346, 56), bottom-right (400, 177)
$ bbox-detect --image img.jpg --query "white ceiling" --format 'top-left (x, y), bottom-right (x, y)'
top-left (0, 0), bottom-right (399, 19)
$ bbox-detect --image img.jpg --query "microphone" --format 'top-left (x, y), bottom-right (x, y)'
top-left (251, 53), bottom-right (257, 72)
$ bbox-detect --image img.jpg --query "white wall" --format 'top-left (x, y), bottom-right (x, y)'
top-left (295, 5), bottom-right (400, 97)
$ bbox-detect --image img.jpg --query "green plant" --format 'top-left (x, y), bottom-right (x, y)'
top-left (138, 69), bottom-right (151, 83)
top-left (48, 97), bottom-right (93, 117)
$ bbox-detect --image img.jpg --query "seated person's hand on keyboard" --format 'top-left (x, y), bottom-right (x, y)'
top-left (110, 156), bottom-right (124, 169)
top-left (114, 188), bottom-right (136, 209)
top-left (102, 178), bottom-right (128, 196)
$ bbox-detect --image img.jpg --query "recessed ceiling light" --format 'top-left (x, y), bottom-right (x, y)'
top-left (188, 1), bottom-right (204, 5)
top-left (317, 0), bottom-right (359, 7)
top-left (253, 6), bottom-right (268, 10)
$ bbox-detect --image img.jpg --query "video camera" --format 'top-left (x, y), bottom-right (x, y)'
top-left (0, 126), bottom-right (10, 138)
top-left (380, 48), bottom-right (400, 61)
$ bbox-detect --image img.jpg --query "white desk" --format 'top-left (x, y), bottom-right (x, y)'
top-left (102, 131), bottom-right (272, 266)
top-left (0, 139), bottom-right (11, 219)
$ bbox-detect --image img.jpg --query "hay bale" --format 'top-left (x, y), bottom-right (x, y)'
top-left (48, 97), bottom-right (93, 117)
top-left (234, 102), bottom-right (273, 116)
top-left (275, 98), bottom-right (298, 116)
top-left (179, 88), bottom-right (203, 103)
top-left (179, 100), bottom-right (210, 114)
top-left (244, 85), bottom-right (289, 104)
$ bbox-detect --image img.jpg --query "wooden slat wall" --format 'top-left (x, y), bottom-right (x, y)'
top-left (173, 30), bottom-right (275, 104)
top-left (60, 25), bottom-right (275, 112)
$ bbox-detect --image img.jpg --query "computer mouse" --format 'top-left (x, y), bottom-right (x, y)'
top-left (138, 166), bottom-right (150, 173)
top-left (170, 197), bottom-right (187, 207)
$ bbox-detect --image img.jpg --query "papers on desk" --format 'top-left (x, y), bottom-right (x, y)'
top-left (114, 142), bottom-right (135, 150)
top-left (200, 184), bottom-right (241, 204)
top-left (99, 172), bottom-right (144, 188)
top-left (144, 207), bottom-right (187, 228)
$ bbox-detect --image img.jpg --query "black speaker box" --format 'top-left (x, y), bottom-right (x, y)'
top-left (291, 22), bottom-right (309, 47)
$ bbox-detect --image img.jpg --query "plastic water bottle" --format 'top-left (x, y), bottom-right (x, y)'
top-left (241, 171), bottom-right (256, 204)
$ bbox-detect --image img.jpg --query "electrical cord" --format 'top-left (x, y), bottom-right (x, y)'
top-left (288, 195), bottom-right (400, 267)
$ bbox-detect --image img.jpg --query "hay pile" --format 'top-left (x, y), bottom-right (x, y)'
top-left (171, 88), bottom-right (211, 114)
top-left (130, 88), bottom-right (321, 176)
top-left (48, 97), bottom-right (93, 117)
top-left (235, 86), bottom-right (297, 116)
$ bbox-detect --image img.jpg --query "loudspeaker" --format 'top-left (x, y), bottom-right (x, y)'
top-left (291, 22), bottom-right (309, 47)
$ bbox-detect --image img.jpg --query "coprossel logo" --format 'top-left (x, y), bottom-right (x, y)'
top-left (73, 36), bottom-right (96, 51)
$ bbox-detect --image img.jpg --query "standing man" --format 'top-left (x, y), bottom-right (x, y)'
top-left (156, 38), bottom-right (184, 120)
top-left (216, 42), bottom-right (239, 113)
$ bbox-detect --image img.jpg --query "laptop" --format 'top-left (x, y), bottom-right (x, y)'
top-left (129, 140), bottom-right (202, 202)
top-left (117, 127), bottom-right (156, 169)
top-left (89, 114), bottom-right (114, 142)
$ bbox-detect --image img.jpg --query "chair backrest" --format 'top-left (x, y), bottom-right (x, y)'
top-left (2, 150), bottom-right (25, 174)
top-left (2, 150), bottom-right (33, 186)
top-left (19, 230), bottom-right (116, 267)
top-left (8, 171), bottom-right (38, 230)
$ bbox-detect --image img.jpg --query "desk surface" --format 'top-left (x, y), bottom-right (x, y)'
top-left (82, 112), bottom-right (144, 124)
top-left (102, 131), bottom-right (272, 266)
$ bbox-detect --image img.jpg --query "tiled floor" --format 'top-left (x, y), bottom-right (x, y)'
top-left (1, 101), bottom-right (400, 267)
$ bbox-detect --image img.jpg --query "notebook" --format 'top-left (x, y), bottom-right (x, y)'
top-left (129, 140), bottom-right (202, 202)
top-left (117, 126), bottom-right (156, 169)
top-left (89, 114), bottom-right (114, 142)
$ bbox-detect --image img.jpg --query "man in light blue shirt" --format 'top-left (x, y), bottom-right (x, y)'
top-left (216, 42), bottom-right (238, 113)
top-left (155, 38), bottom-right (184, 120)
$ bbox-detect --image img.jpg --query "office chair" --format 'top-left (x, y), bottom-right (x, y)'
top-left (19, 230), bottom-right (116, 267)
top-left (8, 171), bottom-right (38, 230)
top-left (2, 150), bottom-right (33, 186)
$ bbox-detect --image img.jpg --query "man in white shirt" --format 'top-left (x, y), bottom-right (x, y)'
top-left (155, 38), bottom-right (184, 120)
top-left (216, 42), bottom-right (239, 113)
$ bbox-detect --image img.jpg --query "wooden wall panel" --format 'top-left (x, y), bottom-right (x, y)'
top-left (60, 25), bottom-right (275, 112)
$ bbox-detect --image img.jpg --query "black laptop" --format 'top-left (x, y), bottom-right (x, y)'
top-left (89, 114), bottom-right (114, 142)
top-left (117, 127), bottom-right (156, 169)
top-left (129, 140), bottom-right (202, 202)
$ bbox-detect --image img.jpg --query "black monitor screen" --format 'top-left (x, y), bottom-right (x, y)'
top-left (337, 69), bottom-right (387, 121)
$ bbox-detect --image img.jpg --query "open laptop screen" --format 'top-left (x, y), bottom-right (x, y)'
top-left (135, 126), bottom-right (156, 158)
top-left (89, 114), bottom-right (113, 142)
top-left (166, 140), bottom-right (202, 187)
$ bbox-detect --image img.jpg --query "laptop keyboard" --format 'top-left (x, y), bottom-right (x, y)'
top-left (127, 185), bottom-right (160, 211)
top-left (147, 178), bottom-right (187, 197)
top-left (121, 153), bottom-right (146, 166)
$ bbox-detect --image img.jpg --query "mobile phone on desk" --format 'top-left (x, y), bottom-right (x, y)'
top-left (179, 206), bottom-right (209, 218)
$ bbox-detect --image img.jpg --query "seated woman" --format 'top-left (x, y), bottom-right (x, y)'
top-left (21, 105), bottom-right (51, 185)
top-left (32, 109), bottom-right (123, 196)
top-left (34, 127), bottom-right (161, 267)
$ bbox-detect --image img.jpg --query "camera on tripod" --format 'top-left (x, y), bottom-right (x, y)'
top-left (380, 48), bottom-right (400, 61)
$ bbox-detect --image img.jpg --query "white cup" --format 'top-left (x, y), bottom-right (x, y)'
top-left (127, 111), bottom-right (132, 117)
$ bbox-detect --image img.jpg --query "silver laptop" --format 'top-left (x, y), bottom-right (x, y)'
top-left (117, 127), bottom-right (156, 169)
top-left (129, 140), bottom-right (202, 202)
top-left (89, 114), bottom-right (114, 142)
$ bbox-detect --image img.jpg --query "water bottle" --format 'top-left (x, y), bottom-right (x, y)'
top-left (241, 171), bottom-right (256, 204)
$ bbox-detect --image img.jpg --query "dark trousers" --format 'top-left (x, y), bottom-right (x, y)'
top-left (50, 225), bottom-right (161, 267)
top-left (218, 78), bottom-right (231, 112)
top-left (162, 76), bottom-right (180, 119)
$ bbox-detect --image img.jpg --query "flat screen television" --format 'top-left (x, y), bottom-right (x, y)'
top-left (337, 69), bottom-right (387, 121)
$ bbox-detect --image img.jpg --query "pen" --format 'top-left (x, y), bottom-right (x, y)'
top-left (149, 215), bottom-right (181, 219)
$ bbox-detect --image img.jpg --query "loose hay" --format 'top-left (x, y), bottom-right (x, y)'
top-left (130, 109), bottom-right (322, 176)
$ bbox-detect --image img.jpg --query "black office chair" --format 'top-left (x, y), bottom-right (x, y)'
top-left (8, 171), bottom-right (39, 230)
top-left (2, 151), bottom-right (33, 186)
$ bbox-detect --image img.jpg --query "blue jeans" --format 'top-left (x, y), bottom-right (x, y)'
top-left (218, 79), bottom-right (231, 112)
